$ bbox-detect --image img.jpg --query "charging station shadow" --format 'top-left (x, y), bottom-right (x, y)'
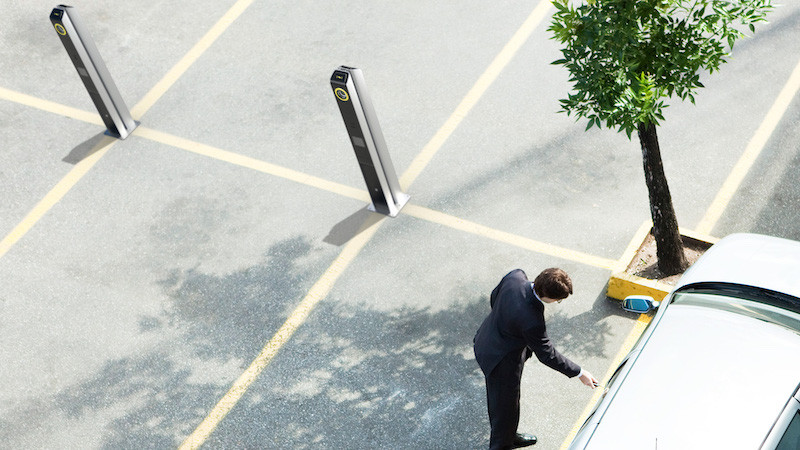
top-left (323, 207), bottom-right (383, 246)
top-left (62, 132), bottom-right (112, 165)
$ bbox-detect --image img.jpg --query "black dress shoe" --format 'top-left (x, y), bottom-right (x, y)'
top-left (512, 432), bottom-right (538, 448)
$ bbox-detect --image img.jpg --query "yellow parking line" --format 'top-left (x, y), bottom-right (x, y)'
top-left (130, 0), bottom-right (256, 119)
top-left (178, 216), bottom-right (386, 450)
top-left (135, 126), bottom-right (370, 202)
top-left (696, 54), bottom-right (800, 235)
top-left (404, 204), bottom-right (616, 270)
top-left (398, 0), bottom-right (552, 190)
top-left (0, 135), bottom-right (117, 260)
top-left (138, 127), bottom-right (616, 268)
top-left (0, 86), bottom-right (619, 268)
top-left (0, 86), bottom-right (102, 125)
top-left (558, 314), bottom-right (652, 450)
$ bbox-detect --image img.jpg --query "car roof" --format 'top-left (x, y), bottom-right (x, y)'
top-left (585, 301), bottom-right (800, 449)
top-left (675, 233), bottom-right (800, 298)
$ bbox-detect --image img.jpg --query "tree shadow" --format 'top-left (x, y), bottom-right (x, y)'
top-left (151, 235), bottom-right (318, 361)
top-left (204, 294), bottom-right (491, 449)
top-left (425, 129), bottom-right (629, 214)
top-left (36, 236), bottom-right (320, 449)
top-left (202, 291), bottom-right (622, 449)
top-left (544, 292), bottom-right (627, 362)
top-left (14, 251), bottom-right (623, 449)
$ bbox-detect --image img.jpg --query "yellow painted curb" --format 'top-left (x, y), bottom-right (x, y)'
top-left (608, 221), bottom-right (718, 301)
top-left (607, 271), bottom-right (672, 301)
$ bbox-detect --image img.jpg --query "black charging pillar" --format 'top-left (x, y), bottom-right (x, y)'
top-left (50, 5), bottom-right (137, 139)
top-left (331, 66), bottom-right (409, 217)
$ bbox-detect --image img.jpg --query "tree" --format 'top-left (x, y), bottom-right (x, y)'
top-left (549, 0), bottom-right (773, 275)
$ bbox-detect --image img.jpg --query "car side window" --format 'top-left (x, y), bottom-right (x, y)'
top-left (775, 410), bottom-right (800, 450)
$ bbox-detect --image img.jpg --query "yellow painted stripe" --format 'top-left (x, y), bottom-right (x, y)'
top-left (0, 85), bottom-right (613, 267)
top-left (137, 127), bottom-right (615, 268)
top-left (398, 0), bottom-right (552, 190)
top-left (0, 136), bottom-right (117, 260)
top-left (0, 91), bottom-right (365, 203)
top-left (178, 216), bottom-right (386, 450)
top-left (696, 54), bottom-right (800, 235)
top-left (135, 126), bottom-right (370, 202)
top-left (404, 204), bottom-right (616, 269)
top-left (130, 0), bottom-right (256, 119)
top-left (0, 86), bottom-right (102, 125)
top-left (559, 314), bottom-right (652, 450)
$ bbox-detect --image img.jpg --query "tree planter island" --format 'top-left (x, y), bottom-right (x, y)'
top-left (608, 221), bottom-right (718, 301)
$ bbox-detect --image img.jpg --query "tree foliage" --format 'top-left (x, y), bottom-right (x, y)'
top-left (549, 0), bottom-right (774, 138)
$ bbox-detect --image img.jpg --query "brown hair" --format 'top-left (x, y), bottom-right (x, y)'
top-left (533, 268), bottom-right (573, 299)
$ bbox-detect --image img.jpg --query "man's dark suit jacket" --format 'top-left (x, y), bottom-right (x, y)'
top-left (474, 269), bottom-right (580, 378)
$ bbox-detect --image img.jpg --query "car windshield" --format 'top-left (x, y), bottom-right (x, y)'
top-left (672, 289), bottom-right (800, 334)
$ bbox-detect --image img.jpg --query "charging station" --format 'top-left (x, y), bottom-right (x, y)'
top-left (50, 5), bottom-right (137, 139)
top-left (331, 66), bottom-right (409, 217)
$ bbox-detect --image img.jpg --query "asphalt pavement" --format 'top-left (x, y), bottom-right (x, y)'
top-left (2, 1), bottom-right (800, 449)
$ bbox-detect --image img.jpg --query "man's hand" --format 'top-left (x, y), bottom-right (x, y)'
top-left (579, 371), bottom-right (599, 389)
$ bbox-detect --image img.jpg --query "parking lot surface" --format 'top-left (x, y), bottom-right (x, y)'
top-left (2, 1), bottom-right (800, 449)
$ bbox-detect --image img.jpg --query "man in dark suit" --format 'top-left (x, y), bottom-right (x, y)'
top-left (474, 268), bottom-right (598, 449)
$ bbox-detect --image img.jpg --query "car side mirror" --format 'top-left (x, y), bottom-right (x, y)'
top-left (622, 295), bottom-right (660, 314)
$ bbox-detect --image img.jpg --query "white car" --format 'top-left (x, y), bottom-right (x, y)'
top-left (569, 233), bottom-right (800, 450)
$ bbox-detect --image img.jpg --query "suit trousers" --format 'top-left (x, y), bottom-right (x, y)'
top-left (485, 349), bottom-right (526, 450)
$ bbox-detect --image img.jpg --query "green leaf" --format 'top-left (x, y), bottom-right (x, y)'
top-left (547, 0), bottom-right (772, 139)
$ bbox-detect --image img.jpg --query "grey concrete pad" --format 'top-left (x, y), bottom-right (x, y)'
top-left (0, 102), bottom-right (100, 236)
top-left (715, 94), bottom-right (800, 241)
top-left (2, 0), bottom-right (800, 449)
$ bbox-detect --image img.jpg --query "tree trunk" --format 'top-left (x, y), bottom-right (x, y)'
top-left (637, 122), bottom-right (687, 276)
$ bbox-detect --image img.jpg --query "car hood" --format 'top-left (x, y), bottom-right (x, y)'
top-left (585, 303), bottom-right (800, 449)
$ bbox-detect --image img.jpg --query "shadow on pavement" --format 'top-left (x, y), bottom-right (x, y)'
top-left (7, 258), bottom-right (627, 449)
top-left (41, 236), bottom-right (319, 449)
top-left (62, 132), bottom-right (110, 165)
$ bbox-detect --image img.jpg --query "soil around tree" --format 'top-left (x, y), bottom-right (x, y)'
top-left (628, 232), bottom-right (711, 285)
